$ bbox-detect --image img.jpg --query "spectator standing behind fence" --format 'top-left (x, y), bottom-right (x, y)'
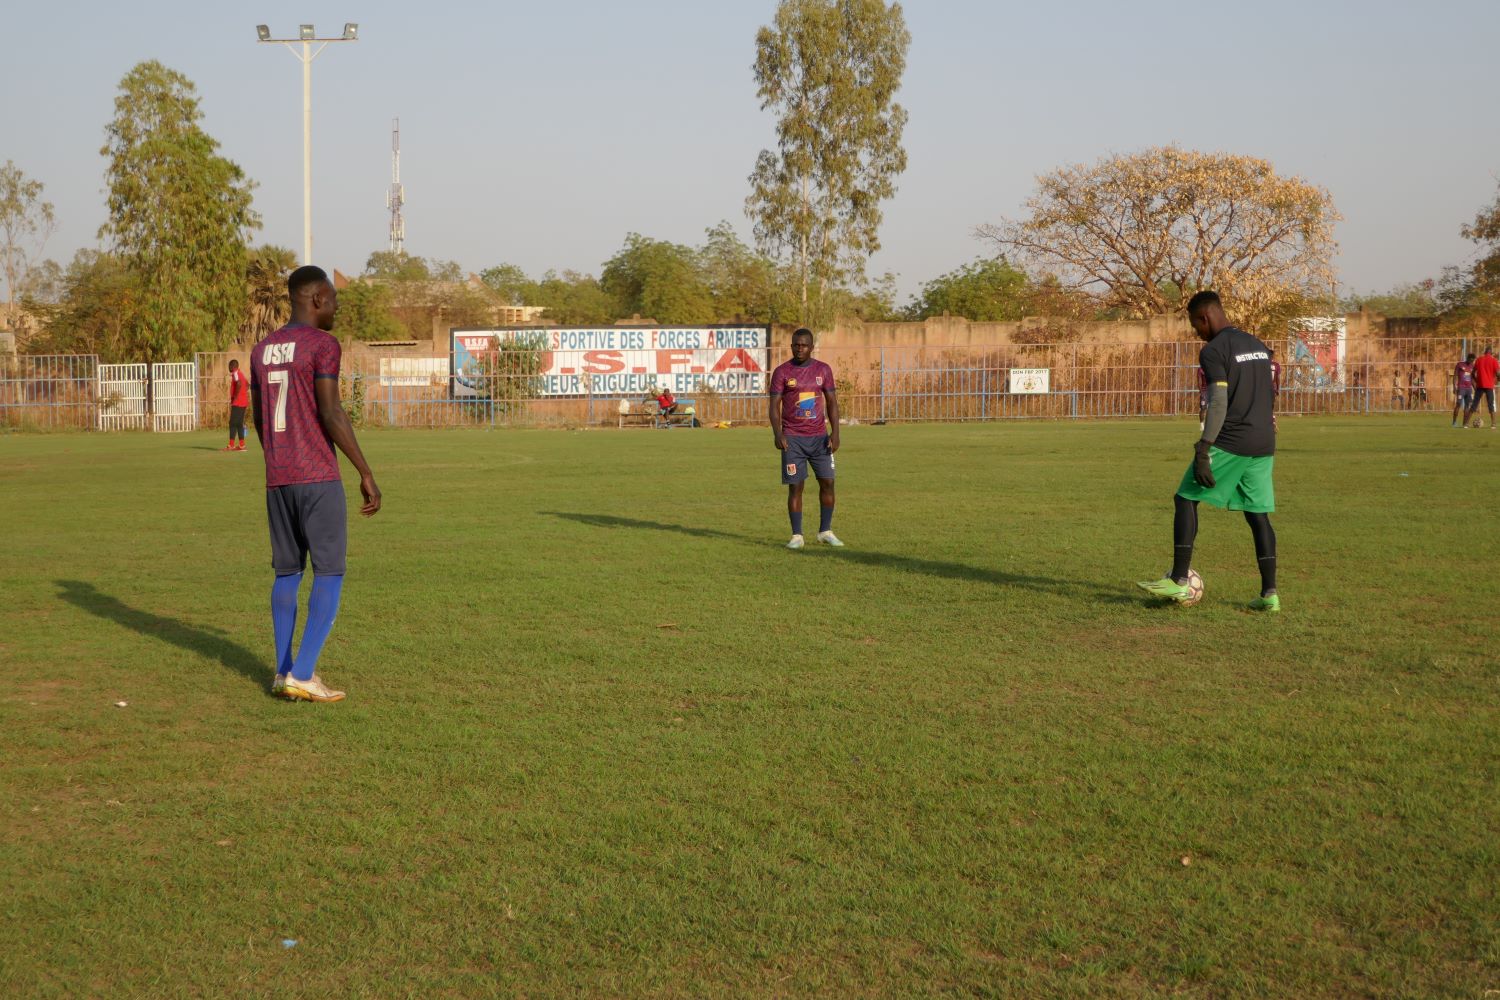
top-left (1391, 369), bottom-right (1405, 409)
top-left (224, 360), bottom-right (250, 451)
top-left (1407, 366), bottom-right (1427, 409)
top-left (1464, 346), bottom-right (1499, 428)
top-left (1452, 353), bottom-right (1476, 427)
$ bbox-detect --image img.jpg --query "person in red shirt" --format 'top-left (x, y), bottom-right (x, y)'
top-left (1464, 346), bottom-right (1499, 428)
top-left (655, 388), bottom-right (677, 422)
top-left (224, 359), bottom-right (251, 451)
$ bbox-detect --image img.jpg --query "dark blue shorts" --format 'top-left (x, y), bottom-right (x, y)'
top-left (781, 435), bottom-right (835, 484)
top-left (266, 480), bottom-right (347, 576)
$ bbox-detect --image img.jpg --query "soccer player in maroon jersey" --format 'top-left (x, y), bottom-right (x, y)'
top-left (769, 327), bottom-right (841, 549)
top-left (1453, 353), bottom-right (1476, 427)
top-left (250, 266), bottom-right (381, 702)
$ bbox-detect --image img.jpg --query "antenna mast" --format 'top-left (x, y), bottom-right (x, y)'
top-left (387, 118), bottom-right (405, 255)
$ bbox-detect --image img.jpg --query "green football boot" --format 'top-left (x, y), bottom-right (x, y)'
top-left (1136, 577), bottom-right (1191, 602)
top-left (1248, 594), bottom-right (1281, 613)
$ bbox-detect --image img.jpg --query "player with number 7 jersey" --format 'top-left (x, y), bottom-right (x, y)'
top-left (250, 265), bottom-right (381, 704)
top-left (252, 323), bottom-right (344, 486)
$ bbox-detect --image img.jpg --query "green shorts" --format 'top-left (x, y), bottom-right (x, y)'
top-left (1176, 447), bottom-right (1275, 513)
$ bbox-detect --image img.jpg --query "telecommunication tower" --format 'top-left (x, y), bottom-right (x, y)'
top-left (387, 118), bottom-right (405, 254)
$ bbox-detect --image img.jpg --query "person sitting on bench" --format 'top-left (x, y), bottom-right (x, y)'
top-left (656, 388), bottom-right (677, 420)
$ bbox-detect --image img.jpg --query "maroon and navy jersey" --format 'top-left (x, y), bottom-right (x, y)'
top-left (1455, 361), bottom-right (1475, 392)
top-left (250, 323), bottom-right (342, 488)
top-left (770, 359), bottom-right (835, 437)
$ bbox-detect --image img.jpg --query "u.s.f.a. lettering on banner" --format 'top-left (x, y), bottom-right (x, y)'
top-left (451, 327), bottom-right (770, 398)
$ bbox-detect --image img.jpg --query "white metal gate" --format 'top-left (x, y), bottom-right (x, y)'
top-left (97, 364), bottom-right (149, 430)
top-left (151, 362), bottom-right (197, 432)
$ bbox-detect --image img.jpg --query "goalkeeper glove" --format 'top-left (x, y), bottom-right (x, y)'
top-left (1193, 440), bottom-right (1216, 488)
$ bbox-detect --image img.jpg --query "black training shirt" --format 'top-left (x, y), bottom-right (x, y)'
top-left (1199, 326), bottom-right (1275, 457)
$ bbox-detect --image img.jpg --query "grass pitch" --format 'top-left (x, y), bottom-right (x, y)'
top-left (1, 418), bottom-right (1496, 997)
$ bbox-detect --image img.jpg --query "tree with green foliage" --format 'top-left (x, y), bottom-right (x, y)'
top-left (700, 221), bottom-right (780, 322)
top-left (365, 250), bottom-right (431, 281)
top-left (746, 0), bottom-right (910, 326)
top-left (29, 250), bottom-right (140, 361)
top-left (99, 61), bottom-right (259, 363)
top-left (1438, 186), bottom-right (1500, 318)
top-left (485, 261), bottom-right (629, 327)
top-left (18, 259), bottom-right (64, 307)
top-left (1343, 281), bottom-right (1439, 319)
top-left (334, 282), bottom-right (407, 343)
top-left (601, 234), bottom-right (715, 324)
top-left (904, 258), bottom-right (1032, 321)
top-left (1, 161), bottom-right (56, 328)
top-left (479, 263), bottom-right (535, 306)
top-left (364, 252), bottom-right (463, 283)
top-left (242, 245), bottom-right (298, 342)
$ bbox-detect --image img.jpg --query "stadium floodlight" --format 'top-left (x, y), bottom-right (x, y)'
top-left (253, 22), bottom-right (360, 265)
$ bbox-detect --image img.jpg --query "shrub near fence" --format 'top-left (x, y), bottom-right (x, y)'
top-left (17, 336), bottom-right (1490, 431)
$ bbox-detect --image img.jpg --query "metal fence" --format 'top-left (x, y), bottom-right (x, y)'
top-left (10, 337), bottom-right (1486, 432)
top-left (0, 354), bottom-right (99, 430)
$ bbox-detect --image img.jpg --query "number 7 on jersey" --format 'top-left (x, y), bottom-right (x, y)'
top-left (266, 369), bottom-right (289, 432)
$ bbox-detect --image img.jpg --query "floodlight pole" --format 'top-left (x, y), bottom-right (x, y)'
top-left (256, 24), bottom-right (359, 265)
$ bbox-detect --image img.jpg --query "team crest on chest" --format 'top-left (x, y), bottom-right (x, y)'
top-left (815, 376), bottom-right (824, 386)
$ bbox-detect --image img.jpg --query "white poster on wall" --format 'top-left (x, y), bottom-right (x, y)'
top-left (1008, 368), bottom-right (1050, 394)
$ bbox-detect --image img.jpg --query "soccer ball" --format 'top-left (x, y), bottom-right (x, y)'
top-left (1180, 569), bottom-right (1205, 606)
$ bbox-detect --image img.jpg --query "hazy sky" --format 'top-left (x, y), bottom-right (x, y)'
top-left (5, 0), bottom-right (1498, 303)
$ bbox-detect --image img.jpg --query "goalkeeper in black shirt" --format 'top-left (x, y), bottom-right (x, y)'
top-left (1139, 291), bottom-right (1280, 613)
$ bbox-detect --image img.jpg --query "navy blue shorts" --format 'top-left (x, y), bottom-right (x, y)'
top-left (266, 480), bottom-right (347, 576)
top-left (781, 435), bottom-right (835, 484)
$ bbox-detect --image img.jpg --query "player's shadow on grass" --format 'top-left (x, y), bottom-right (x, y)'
top-left (54, 580), bottom-right (270, 692)
top-left (541, 512), bottom-right (1134, 603)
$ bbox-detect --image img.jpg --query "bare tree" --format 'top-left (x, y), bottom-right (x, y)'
top-left (978, 147), bottom-right (1340, 329)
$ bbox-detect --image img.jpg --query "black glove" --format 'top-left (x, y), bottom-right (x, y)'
top-left (1193, 440), bottom-right (1215, 488)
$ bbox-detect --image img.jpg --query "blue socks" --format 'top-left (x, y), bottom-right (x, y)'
top-left (789, 510), bottom-right (803, 536)
top-left (291, 574), bottom-right (344, 682)
top-left (271, 573), bottom-right (303, 677)
top-left (271, 573), bottom-right (345, 681)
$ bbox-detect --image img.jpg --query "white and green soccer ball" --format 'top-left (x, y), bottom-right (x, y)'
top-left (1180, 569), bottom-right (1205, 606)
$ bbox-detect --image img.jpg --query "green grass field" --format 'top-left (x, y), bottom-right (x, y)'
top-left (1, 418), bottom-right (1496, 997)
